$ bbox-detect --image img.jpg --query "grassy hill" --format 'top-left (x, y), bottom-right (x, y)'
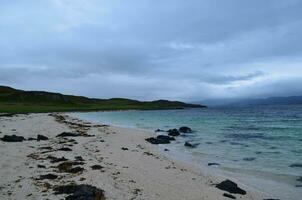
top-left (0, 86), bottom-right (205, 113)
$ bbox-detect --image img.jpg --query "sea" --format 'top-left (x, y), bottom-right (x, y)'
top-left (70, 105), bottom-right (302, 199)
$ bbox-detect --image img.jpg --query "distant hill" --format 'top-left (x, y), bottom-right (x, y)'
top-left (0, 86), bottom-right (205, 113)
top-left (232, 96), bottom-right (302, 106)
top-left (197, 96), bottom-right (302, 107)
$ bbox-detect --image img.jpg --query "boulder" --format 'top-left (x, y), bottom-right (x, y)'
top-left (216, 179), bottom-right (246, 195)
top-left (167, 129), bottom-right (180, 136)
top-left (179, 126), bottom-right (192, 133)
top-left (145, 137), bottom-right (171, 144)
top-left (1, 135), bottom-right (25, 142)
top-left (54, 184), bottom-right (105, 200)
top-left (37, 134), bottom-right (49, 141)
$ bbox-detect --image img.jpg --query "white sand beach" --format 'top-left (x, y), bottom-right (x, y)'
top-left (0, 113), bottom-right (275, 200)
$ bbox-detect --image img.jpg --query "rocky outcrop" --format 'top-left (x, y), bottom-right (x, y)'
top-left (1, 135), bottom-right (25, 142)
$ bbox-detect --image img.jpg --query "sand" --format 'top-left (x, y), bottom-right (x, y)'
top-left (0, 113), bottom-right (276, 199)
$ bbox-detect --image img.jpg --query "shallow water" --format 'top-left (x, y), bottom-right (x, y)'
top-left (71, 105), bottom-right (302, 194)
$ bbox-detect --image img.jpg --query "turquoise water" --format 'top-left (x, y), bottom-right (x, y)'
top-left (71, 105), bottom-right (302, 186)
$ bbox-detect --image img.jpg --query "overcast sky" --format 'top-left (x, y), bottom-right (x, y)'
top-left (1, 0), bottom-right (302, 101)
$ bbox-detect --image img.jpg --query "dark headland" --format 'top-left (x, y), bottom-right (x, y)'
top-left (0, 86), bottom-right (206, 113)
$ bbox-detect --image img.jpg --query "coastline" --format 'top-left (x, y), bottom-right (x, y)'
top-left (0, 113), bottom-right (281, 199)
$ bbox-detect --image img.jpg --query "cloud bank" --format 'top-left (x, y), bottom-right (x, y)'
top-left (1, 0), bottom-right (302, 101)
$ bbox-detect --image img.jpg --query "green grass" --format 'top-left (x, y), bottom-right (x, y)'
top-left (0, 86), bottom-right (205, 113)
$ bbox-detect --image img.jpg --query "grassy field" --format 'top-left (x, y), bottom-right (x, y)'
top-left (0, 86), bottom-right (205, 113)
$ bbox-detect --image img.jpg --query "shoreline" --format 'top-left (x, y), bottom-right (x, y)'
top-left (71, 112), bottom-right (301, 200)
top-left (0, 113), bottom-right (284, 199)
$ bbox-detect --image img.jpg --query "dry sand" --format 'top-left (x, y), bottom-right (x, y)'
top-left (0, 113), bottom-right (275, 199)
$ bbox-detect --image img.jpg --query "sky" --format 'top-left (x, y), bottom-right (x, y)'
top-left (1, 0), bottom-right (302, 101)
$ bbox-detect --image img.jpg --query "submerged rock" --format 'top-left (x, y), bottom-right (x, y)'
top-left (54, 184), bottom-right (105, 200)
top-left (1, 135), bottom-right (25, 142)
top-left (184, 142), bottom-right (199, 148)
top-left (37, 134), bottom-right (49, 141)
top-left (167, 129), bottom-right (180, 136)
top-left (289, 163), bottom-right (302, 168)
top-left (155, 129), bottom-right (165, 132)
top-left (156, 135), bottom-right (175, 141)
top-left (215, 179), bottom-right (246, 195)
top-left (243, 157), bottom-right (256, 161)
top-left (179, 126), bottom-right (192, 133)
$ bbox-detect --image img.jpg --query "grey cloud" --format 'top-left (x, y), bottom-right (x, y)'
top-left (0, 0), bottom-right (302, 100)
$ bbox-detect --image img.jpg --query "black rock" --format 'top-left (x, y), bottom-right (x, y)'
top-left (263, 199), bottom-right (280, 200)
top-left (145, 137), bottom-right (171, 144)
top-left (57, 147), bottom-right (72, 151)
top-left (184, 141), bottom-right (199, 148)
top-left (121, 147), bottom-right (129, 150)
top-left (56, 132), bottom-right (79, 137)
top-left (156, 135), bottom-right (175, 141)
top-left (39, 174), bottom-right (58, 180)
top-left (28, 137), bottom-right (37, 141)
top-left (223, 193), bottom-right (236, 199)
top-left (295, 184), bottom-right (302, 187)
top-left (37, 134), bottom-right (49, 141)
top-left (216, 179), bottom-right (246, 195)
top-left (155, 129), bottom-right (165, 132)
top-left (91, 165), bottom-right (103, 170)
top-left (75, 156), bottom-right (85, 161)
top-left (179, 126), bottom-right (192, 133)
top-left (47, 155), bottom-right (68, 163)
top-left (54, 184), bottom-right (105, 200)
top-left (37, 164), bottom-right (46, 168)
top-left (289, 163), bottom-right (302, 168)
top-left (208, 163), bottom-right (220, 166)
top-left (57, 161), bottom-right (85, 174)
top-left (164, 148), bottom-right (169, 151)
top-left (1, 135), bottom-right (25, 142)
top-left (167, 129), bottom-right (180, 136)
top-left (69, 167), bottom-right (84, 174)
